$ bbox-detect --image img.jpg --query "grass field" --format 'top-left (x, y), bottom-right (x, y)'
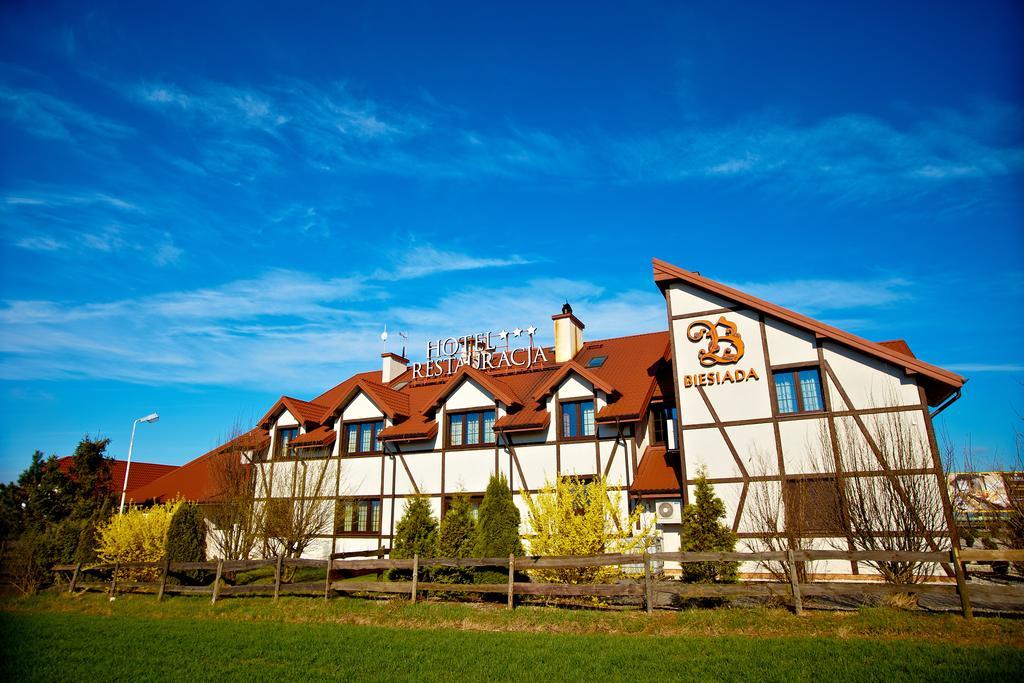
top-left (2, 592), bottom-right (1023, 681)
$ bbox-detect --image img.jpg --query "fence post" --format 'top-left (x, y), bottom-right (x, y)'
top-left (273, 553), bottom-right (283, 602)
top-left (323, 558), bottom-right (331, 601)
top-left (507, 554), bottom-right (515, 610)
top-left (786, 549), bottom-right (803, 616)
top-left (68, 562), bottom-right (81, 594)
top-left (411, 554), bottom-right (418, 604)
top-left (109, 563), bottom-right (119, 597)
top-left (950, 548), bottom-right (973, 620)
top-left (157, 555), bottom-right (170, 602)
top-left (643, 552), bottom-right (653, 614)
top-left (211, 559), bottom-right (224, 605)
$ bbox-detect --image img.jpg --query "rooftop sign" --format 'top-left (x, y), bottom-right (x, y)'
top-left (411, 326), bottom-right (549, 380)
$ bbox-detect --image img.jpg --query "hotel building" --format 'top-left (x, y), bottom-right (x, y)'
top-left (129, 258), bottom-right (965, 572)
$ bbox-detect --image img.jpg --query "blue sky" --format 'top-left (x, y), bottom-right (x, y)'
top-left (0, 1), bottom-right (1022, 482)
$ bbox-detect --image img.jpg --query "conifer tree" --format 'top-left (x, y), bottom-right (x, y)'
top-left (679, 469), bottom-right (738, 583)
top-left (434, 492), bottom-right (477, 584)
top-left (165, 502), bottom-right (207, 582)
top-left (473, 474), bottom-right (523, 585)
top-left (390, 495), bottom-right (438, 581)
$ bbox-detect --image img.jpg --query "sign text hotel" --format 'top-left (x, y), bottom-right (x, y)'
top-left (411, 327), bottom-right (548, 380)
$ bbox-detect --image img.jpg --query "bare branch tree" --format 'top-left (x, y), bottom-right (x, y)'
top-left (744, 447), bottom-right (819, 582)
top-left (206, 426), bottom-right (268, 561)
top-left (816, 399), bottom-right (947, 584)
top-left (255, 447), bottom-right (336, 560)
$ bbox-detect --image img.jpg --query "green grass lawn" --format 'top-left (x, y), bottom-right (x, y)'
top-left (2, 593), bottom-right (1022, 681)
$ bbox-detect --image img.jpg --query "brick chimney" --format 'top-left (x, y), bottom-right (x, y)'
top-left (552, 302), bottom-right (584, 363)
top-left (381, 352), bottom-right (408, 383)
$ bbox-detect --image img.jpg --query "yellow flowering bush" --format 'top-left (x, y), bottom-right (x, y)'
top-left (96, 500), bottom-right (181, 581)
top-left (522, 476), bottom-right (652, 584)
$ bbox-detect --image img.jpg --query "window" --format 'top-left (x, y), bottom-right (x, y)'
top-left (441, 494), bottom-right (484, 520)
top-left (773, 367), bottom-right (824, 415)
top-left (275, 427), bottom-right (299, 458)
top-left (334, 498), bottom-right (382, 535)
top-left (344, 420), bottom-right (384, 454)
top-left (586, 355), bottom-right (607, 368)
top-left (651, 404), bottom-right (677, 446)
top-left (784, 477), bottom-right (844, 535)
top-left (560, 400), bottom-right (595, 439)
top-left (446, 410), bottom-right (496, 448)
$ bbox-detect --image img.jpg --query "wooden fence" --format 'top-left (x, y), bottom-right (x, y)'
top-left (52, 547), bottom-right (1024, 619)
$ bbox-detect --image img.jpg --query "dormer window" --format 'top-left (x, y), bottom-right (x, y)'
top-left (275, 427), bottom-right (298, 458)
top-left (560, 400), bottom-right (595, 440)
top-left (344, 420), bottom-right (384, 454)
top-left (447, 409), bottom-right (496, 448)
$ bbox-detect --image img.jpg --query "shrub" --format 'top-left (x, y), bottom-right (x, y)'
top-left (389, 496), bottom-right (437, 581)
top-left (679, 470), bottom-right (738, 584)
top-left (165, 502), bottom-right (207, 583)
top-left (434, 493), bottom-right (477, 584)
top-left (473, 474), bottom-right (523, 585)
top-left (96, 500), bottom-right (181, 581)
top-left (523, 475), bottom-right (651, 583)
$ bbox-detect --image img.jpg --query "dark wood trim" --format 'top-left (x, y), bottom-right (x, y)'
top-left (693, 385), bottom-right (749, 479)
top-left (919, 384), bottom-right (963, 552)
top-left (818, 341), bottom-right (859, 573)
top-left (556, 397), bottom-right (597, 441)
top-left (340, 418), bottom-right (386, 456)
top-left (822, 359), bottom-right (951, 574)
top-left (663, 287), bottom-right (689, 507)
top-left (443, 406), bottom-right (497, 450)
top-left (684, 403), bottom-right (923, 431)
top-left (671, 304), bottom-right (747, 321)
top-left (332, 496), bottom-right (384, 536)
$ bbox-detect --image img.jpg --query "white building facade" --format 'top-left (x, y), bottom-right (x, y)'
top-left (133, 258), bottom-right (964, 575)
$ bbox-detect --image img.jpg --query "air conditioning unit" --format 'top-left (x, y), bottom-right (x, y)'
top-left (655, 500), bottom-right (680, 523)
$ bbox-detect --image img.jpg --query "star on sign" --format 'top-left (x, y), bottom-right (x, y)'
top-left (526, 325), bottom-right (537, 336)
top-left (512, 327), bottom-right (522, 337)
top-left (498, 329), bottom-right (508, 340)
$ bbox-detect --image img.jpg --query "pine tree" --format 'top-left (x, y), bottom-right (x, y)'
top-left (434, 493), bottom-right (477, 584)
top-left (679, 469), bottom-right (738, 583)
top-left (473, 474), bottom-right (523, 585)
top-left (389, 495), bottom-right (438, 581)
top-left (68, 436), bottom-right (113, 518)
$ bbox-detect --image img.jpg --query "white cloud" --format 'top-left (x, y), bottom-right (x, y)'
top-left (377, 245), bottom-right (533, 280)
top-left (0, 83), bottom-right (133, 141)
top-left (0, 266), bottom-right (665, 393)
top-left (724, 277), bottom-right (912, 313)
top-left (944, 363), bottom-right (1024, 373)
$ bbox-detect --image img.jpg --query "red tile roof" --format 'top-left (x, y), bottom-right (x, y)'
top-left (630, 446), bottom-right (683, 495)
top-left (652, 258), bottom-right (964, 405)
top-left (257, 396), bottom-right (331, 429)
top-left (325, 377), bottom-right (410, 420)
top-left (57, 457), bottom-right (178, 494)
top-left (876, 339), bottom-right (916, 358)
top-left (290, 425), bottom-right (336, 448)
top-left (126, 428), bottom-right (268, 504)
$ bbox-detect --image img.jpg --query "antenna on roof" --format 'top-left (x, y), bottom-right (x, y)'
top-left (399, 331), bottom-right (408, 359)
top-left (380, 324), bottom-right (389, 353)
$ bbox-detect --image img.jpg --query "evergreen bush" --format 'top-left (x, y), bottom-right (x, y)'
top-left (166, 502), bottom-right (207, 583)
top-left (389, 496), bottom-right (437, 581)
top-left (679, 469), bottom-right (739, 585)
top-left (434, 493), bottom-right (477, 584)
top-left (472, 474), bottom-right (523, 585)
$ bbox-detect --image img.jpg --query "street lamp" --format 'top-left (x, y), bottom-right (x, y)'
top-left (119, 412), bottom-right (160, 514)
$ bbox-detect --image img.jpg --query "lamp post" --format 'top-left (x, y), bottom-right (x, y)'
top-left (119, 412), bottom-right (159, 514)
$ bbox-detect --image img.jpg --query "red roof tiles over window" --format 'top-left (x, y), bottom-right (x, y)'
top-left (630, 446), bottom-right (683, 495)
